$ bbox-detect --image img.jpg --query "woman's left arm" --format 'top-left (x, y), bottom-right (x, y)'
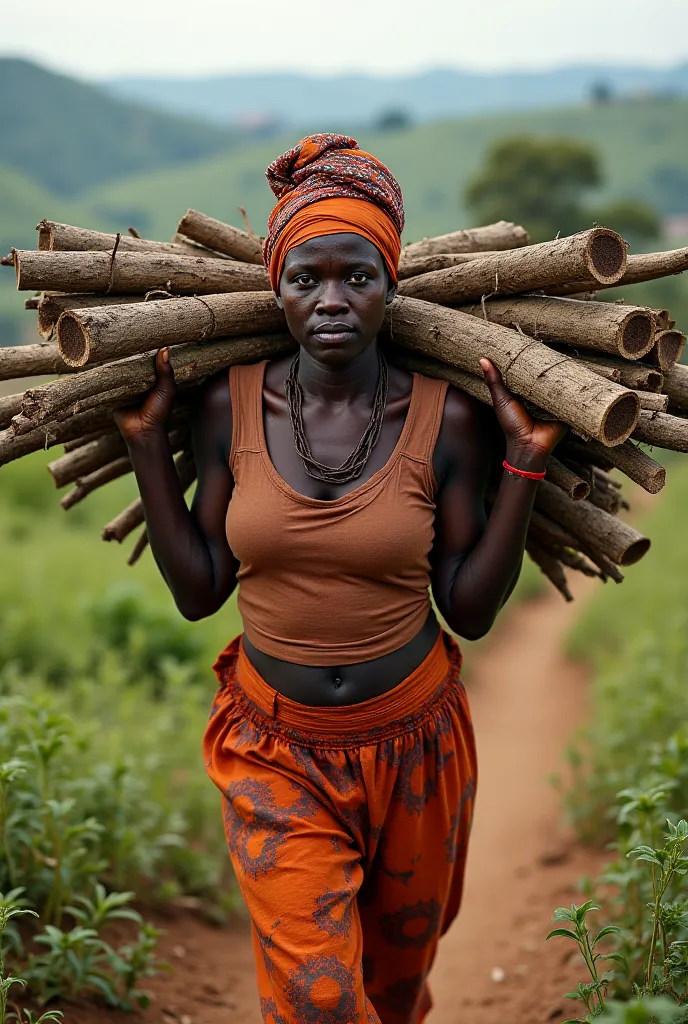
top-left (430, 358), bottom-right (567, 641)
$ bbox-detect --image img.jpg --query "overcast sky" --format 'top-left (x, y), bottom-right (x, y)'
top-left (3, 0), bottom-right (688, 79)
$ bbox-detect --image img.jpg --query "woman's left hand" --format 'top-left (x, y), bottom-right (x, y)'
top-left (479, 357), bottom-right (568, 471)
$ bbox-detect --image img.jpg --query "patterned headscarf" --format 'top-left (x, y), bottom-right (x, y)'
top-left (263, 133), bottom-right (405, 291)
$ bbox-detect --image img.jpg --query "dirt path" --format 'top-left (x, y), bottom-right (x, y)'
top-left (63, 579), bottom-right (608, 1024)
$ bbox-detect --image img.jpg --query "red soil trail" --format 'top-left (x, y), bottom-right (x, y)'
top-left (58, 578), bottom-right (609, 1024)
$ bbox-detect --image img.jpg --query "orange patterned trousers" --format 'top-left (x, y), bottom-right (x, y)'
top-left (203, 632), bottom-right (477, 1024)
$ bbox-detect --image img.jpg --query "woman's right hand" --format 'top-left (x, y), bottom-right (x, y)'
top-left (114, 348), bottom-right (177, 444)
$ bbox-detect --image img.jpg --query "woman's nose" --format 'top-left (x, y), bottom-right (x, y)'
top-left (315, 282), bottom-right (349, 314)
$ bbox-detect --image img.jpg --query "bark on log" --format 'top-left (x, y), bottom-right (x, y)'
top-left (176, 210), bottom-right (263, 264)
top-left (534, 479), bottom-right (650, 566)
top-left (632, 409), bottom-right (688, 452)
top-left (385, 347), bottom-right (493, 404)
top-left (36, 221), bottom-right (220, 258)
top-left (573, 354), bottom-right (663, 392)
top-left (526, 541), bottom-right (573, 601)
top-left (24, 296), bottom-right (40, 310)
top-left (547, 247), bottom-right (688, 296)
top-left (58, 291), bottom-right (285, 367)
top-left (0, 393), bottom-right (23, 430)
top-left (128, 528), bottom-right (149, 566)
top-left (530, 533), bottom-right (604, 580)
top-left (635, 391), bottom-right (669, 412)
top-left (582, 437), bottom-right (665, 493)
top-left (528, 509), bottom-right (580, 550)
top-left (62, 430), bottom-right (111, 452)
top-left (645, 330), bottom-right (686, 372)
top-left (49, 426), bottom-right (188, 489)
top-left (0, 342), bottom-right (70, 381)
top-left (384, 296), bottom-right (640, 445)
top-left (13, 250), bottom-right (271, 296)
top-left (545, 457), bottom-right (590, 500)
top-left (102, 449), bottom-right (196, 543)
top-left (60, 456), bottom-right (133, 509)
top-left (661, 362), bottom-right (688, 411)
top-left (38, 292), bottom-right (147, 341)
top-left (589, 484), bottom-right (622, 515)
top-left (0, 408), bottom-right (115, 467)
top-left (21, 332), bottom-right (295, 426)
top-left (397, 251), bottom-right (499, 280)
top-left (400, 221), bottom-right (529, 261)
top-left (397, 229), bottom-right (627, 304)
top-left (461, 295), bottom-right (655, 360)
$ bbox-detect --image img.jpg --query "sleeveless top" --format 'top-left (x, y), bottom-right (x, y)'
top-left (225, 360), bottom-right (449, 666)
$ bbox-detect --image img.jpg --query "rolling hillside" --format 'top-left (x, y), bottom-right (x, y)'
top-left (0, 59), bottom-right (232, 196)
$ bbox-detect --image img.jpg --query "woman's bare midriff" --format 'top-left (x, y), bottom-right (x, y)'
top-left (241, 610), bottom-right (441, 706)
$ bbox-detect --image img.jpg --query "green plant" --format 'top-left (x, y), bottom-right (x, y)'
top-left (547, 900), bottom-right (620, 1020)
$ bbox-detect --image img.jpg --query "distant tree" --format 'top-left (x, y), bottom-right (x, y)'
top-left (590, 80), bottom-right (614, 105)
top-left (465, 136), bottom-right (602, 242)
top-left (591, 199), bottom-right (661, 248)
top-left (374, 109), bottom-right (412, 133)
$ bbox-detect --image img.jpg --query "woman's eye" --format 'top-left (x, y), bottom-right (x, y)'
top-left (295, 274), bottom-right (315, 285)
top-left (349, 273), bottom-right (369, 284)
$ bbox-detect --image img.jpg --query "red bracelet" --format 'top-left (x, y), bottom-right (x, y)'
top-left (502, 459), bottom-right (546, 481)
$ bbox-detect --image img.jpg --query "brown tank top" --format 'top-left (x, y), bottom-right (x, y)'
top-left (226, 360), bottom-right (449, 666)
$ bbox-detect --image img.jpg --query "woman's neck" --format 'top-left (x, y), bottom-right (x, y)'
top-left (297, 343), bottom-right (379, 405)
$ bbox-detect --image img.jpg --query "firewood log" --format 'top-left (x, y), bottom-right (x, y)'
top-left (397, 251), bottom-right (499, 279)
top-left (0, 342), bottom-right (70, 381)
top-left (58, 292), bottom-right (286, 367)
top-left (0, 393), bottom-right (23, 430)
top-left (48, 431), bottom-right (128, 488)
top-left (632, 409), bottom-right (688, 452)
top-left (545, 457), bottom-right (590, 500)
top-left (645, 329), bottom-right (686, 372)
top-left (0, 408), bottom-right (115, 467)
top-left (20, 333), bottom-right (295, 428)
top-left (60, 456), bottom-right (133, 510)
top-left (128, 528), bottom-right (149, 566)
top-left (530, 533), bottom-right (604, 580)
top-left (460, 295), bottom-right (655, 360)
top-left (572, 354), bottom-right (663, 391)
top-left (578, 437), bottom-right (665, 493)
top-left (547, 246), bottom-right (688, 295)
top-left (400, 221), bottom-right (529, 262)
top-left (385, 296), bottom-right (640, 446)
top-left (635, 391), bottom-right (669, 412)
top-left (24, 296), bottom-right (40, 310)
top-left (534, 480), bottom-right (650, 566)
top-left (37, 292), bottom-right (147, 341)
top-left (660, 363), bottom-right (688, 411)
top-left (12, 250), bottom-right (271, 296)
top-left (102, 449), bottom-right (196, 543)
top-left (176, 209), bottom-right (263, 264)
top-left (526, 541), bottom-right (573, 601)
top-left (36, 221), bottom-right (223, 258)
top-left (397, 229), bottom-right (627, 304)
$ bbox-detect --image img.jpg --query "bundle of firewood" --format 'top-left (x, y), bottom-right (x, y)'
top-left (2, 208), bottom-right (688, 600)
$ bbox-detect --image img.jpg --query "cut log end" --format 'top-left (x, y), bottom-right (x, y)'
top-left (620, 535), bottom-right (651, 566)
top-left (37, 220), bottom-right (52, 251)
top-left (586, 229), bottom-right (627, 284)
top-left (649, 330), bottom-right (686, 372)
top-left (599, 391), bottom-right (640, 446)
top-left (58, 314), bottom-right (89, 367)
top-left (619, 311), bottom-right (655, 359)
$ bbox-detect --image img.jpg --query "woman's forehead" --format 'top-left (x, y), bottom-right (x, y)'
top-left (283, 233), bottom-right (383, 267)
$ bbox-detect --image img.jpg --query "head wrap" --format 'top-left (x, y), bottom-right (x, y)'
top-left (263, 133), bottom-right (404, 292)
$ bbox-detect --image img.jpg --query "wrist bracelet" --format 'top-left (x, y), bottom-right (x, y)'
top-left (502, 459), bottom-right (546, 481)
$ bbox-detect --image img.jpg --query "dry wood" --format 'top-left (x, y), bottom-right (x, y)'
top-left (534, 479), bottom-right (650, 566)
top-left (385, 347), bottom-right (492, 404)
top-left (645, 329), bottom-right (686, 371)
top-left (635, 391), bottom-right (669, 412)
top-left (397, 251), bottom-right (499, 279)
top-left (13, 250), bottom-right (271, 296)
top-left (36, 221), bottom-right (218, 257)
top-left (582, 437), bottom-right (665, 493)
top-left (547, 246), bottom-right (688, 295)
top-left (589, 484), bottom-right (622, 515)
top-left (60, 456), bottom-right (133, 510)
top-left (397, 229), bottom-right (627, 304)
top-left (21, 332), bottom-right (295, 427)
top-left (176, 209), bottom-right (263, 263)
top-left (58, 291), bottom-right (285, 367)
top-left (38, 292), bottom-right (147, 341)
top-left (528, 509), bottom-right (579, 549)
top-left (545, 457), bottom-right (590, 500)
top-left (63, 430), bottom-right (112, 452)
top-left (47, 431), bottom-right (128, 488)
top-left (0, 408), bottom-right (115, 467)
top-left (632, 409), bottom-right (688, 452)
top-left (0, 342), bottom-right (70, 381)
top-left (385, 296), bottom-right (640, 445)
top-left (0, 393), bottom-right (23, 430)
top-left (531, 532), bottom-right (604, 580)
top-left (24, 295), bottom-right (40, 310)
top-left (461, 295), bottom-right (655, 360)
top-left (400, 221), bottom-right (529, 262)
top-left (573, 354), bottom-right (663, 392)
top-left (102, 449), bottom-right (196, 543)
top-left (128, 528), bottom-right (149, 566)
top-left (526, 541), bottom-right (573, 601)
top-left (661, 362), bottom-right (688, 411)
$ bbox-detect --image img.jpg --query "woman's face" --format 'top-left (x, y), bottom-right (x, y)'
top-left (277, 233), bottom-right (396, 367)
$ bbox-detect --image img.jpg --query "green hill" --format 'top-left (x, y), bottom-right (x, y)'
top-left (0, 58), bottom-right (232, 197)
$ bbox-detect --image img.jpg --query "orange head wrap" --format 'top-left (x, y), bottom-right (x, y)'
top-left (263, 134), bottom-right (404, 292)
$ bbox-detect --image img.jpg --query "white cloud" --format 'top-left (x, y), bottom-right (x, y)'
top-left (2, 0), bottom-right (687, 77)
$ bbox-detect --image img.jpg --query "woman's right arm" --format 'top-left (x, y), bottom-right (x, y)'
top-left (115, 349), bottom-right (238, 621)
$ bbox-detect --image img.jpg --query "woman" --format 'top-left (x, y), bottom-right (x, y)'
top-left (116, 134), bottom-right (565, 1024)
